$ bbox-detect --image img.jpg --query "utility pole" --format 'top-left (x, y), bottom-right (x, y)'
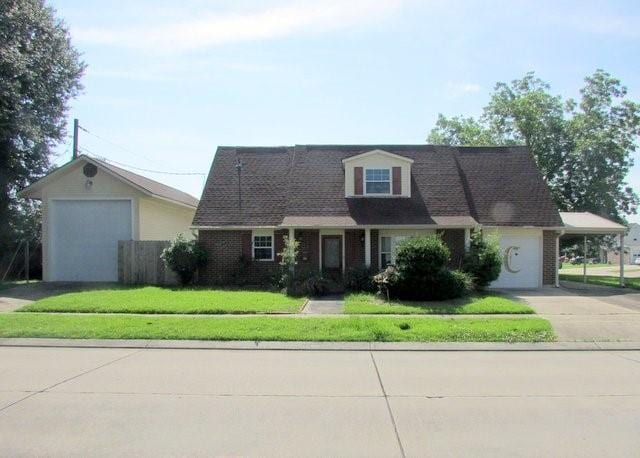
top-left (72, 118), bottom-right (79, 160)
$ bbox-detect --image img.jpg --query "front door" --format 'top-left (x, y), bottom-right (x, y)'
top-left (322, 235), bottom-right (342, 278)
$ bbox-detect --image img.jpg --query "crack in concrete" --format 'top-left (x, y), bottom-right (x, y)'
top-left (0, 348), bottom-right (143, 415)
top-left (370, 351), bottom-right (406, 458)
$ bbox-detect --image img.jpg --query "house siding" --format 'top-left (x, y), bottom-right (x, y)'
top-left (542, 230), bottom-right (557, 285)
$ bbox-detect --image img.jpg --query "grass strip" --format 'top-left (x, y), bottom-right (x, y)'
top-left (560, 274), bottom-right (639, 290)
top-left (344, 293), bottom-right (533, 315)
top-left (18, 286), bottom-right (305, 314)
top-left (0, 313), bottom-right (553, 342)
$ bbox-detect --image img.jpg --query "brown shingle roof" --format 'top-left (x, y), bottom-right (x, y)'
top-left (193, 145), bottom-right (561, 228)
top-left (89, 156), bottom-right (199, 208)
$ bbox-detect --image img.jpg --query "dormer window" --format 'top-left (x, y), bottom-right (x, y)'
top-left (365, 168), bottom-right (391, 195)
top-left (342, 149), bottom-right (414, 198)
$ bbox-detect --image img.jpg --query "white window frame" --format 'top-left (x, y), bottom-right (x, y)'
top-left (379, 235), bottom-right (409, 267)
top-left (365, 168), bottom-right (391, 196)
top-left (252, 230), bottom-right (274, 261)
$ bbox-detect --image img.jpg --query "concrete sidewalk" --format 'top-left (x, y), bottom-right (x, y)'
top-left (1, 346), bottom-right (639, 457)
top-left (1, 337), bottom-right (640, 351)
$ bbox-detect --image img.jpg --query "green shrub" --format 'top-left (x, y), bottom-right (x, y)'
top-left (284, 268), bottom-right (330, 297)
top-left (161, 234), bottom-right (207, 285)
top-left (395, 236), bottom-right (450, 277)
top-left (389, 236), bottom-right (470, 301)
top-left (462, 231), bottom-right (502, 290)
top-left (344, 266), bottom-right (377, 292)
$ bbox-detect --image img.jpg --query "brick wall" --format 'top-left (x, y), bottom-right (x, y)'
top-left (542, 230), bottom-right (557, 285)
top-left (199, 230), bottom-right (285, 286)
top-left (345, 229), bottom-right (365, 270)
top-left (295, 229), bottom-right (319, 271)
top-left (370, 229), bottom-right (379, 271)
top-left (440, 229), bottom-right (466, 269)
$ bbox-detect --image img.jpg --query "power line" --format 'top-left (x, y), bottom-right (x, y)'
top-left (78, 124), bottom-right (160, 165)
top-left (79, 147), bottom-right (205, 176)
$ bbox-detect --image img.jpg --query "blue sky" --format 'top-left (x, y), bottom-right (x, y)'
top-left (50, 0), bottom-right (640, 222)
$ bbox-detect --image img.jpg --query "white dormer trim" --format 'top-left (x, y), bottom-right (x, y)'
top-left (341, 149), bottom-right (414, 164)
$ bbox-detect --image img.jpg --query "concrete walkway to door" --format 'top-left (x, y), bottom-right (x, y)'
top-left (302, 295), bottom-right (345, 314)
top-left (507, 282), bottom-right (640, 342)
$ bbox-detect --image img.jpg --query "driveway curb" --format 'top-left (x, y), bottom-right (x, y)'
top-left (1, 337), bottom-right (640, 351)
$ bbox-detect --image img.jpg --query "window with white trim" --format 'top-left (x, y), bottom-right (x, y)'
top-left (380, 235), bottom-right (408, 266)
top-left (365, 168), bottom-right (390, 194)
top-left (253, 234), bottom-right (273, 261)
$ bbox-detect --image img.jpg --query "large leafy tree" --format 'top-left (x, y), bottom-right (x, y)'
top-left (0, 0), bottom-right (84, 255)
top-left (427, 70), bottom-right (639, 223)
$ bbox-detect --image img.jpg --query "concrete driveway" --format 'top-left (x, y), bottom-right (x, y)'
top-left (0, 282), bottom-right (115, 312)
top-left (511, 283), bottom-right (640, 342)
top-left (0, 346), bottom-right (639, 457)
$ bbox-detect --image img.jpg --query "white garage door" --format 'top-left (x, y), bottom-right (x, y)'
top-left (490, 232), bottom-right (541, 289)
top-left (50, 200), bottom-right (132, 281)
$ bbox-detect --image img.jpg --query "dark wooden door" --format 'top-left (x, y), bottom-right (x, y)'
top-left (322, 235), bottom-right (342, 278)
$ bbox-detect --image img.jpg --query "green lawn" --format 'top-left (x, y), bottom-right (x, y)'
top-left (18, 286), bottom-right (305, 314)
top-left (344, 293), bottom-right (533, 315)
top-left (560, 274), bottom-right (640, 290)
top-left (560, 262), bottom-right (611, 270)
top-left (0, 313), bottom-right (554, 342)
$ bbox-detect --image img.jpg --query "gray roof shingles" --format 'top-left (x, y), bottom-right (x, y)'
top-left (192, 145), bottom-right (562, 228)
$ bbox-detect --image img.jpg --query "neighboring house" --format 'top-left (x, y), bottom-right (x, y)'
top-left (606, 223), bottom-right (640, 265)
top-left (193, 145), bottom-right (564, 289)
top-left (19, 155), bottom-right (199, 282)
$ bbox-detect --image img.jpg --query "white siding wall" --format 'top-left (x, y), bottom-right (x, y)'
top-left (138, 197), bottom-right (195, 240)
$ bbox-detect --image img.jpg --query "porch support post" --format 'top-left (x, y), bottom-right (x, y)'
top-left (364, 228), bottom-right (371, 268)
top-left (464, 228), bottom-right (471, 251)
top-left (620, 233), bottom-right (625, 287)
top-left (555, 232), bottom-right (560, 288)
top-left (583, 235), bottom-right (587, 283)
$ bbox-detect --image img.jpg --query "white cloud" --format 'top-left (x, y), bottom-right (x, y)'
top-left (75, 0), bottom-right (402, 53)
top-left (444, 81), bottom-right (482, 98)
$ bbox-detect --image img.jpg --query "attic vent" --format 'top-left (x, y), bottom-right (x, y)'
top-left (83, 163), bottom-right (98, 178)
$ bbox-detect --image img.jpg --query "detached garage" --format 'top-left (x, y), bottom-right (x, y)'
top-left (19, 155), bottom-right (199, 282)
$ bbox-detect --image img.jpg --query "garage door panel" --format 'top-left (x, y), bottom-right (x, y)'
top-left (50, 200), bottom-right (132, 282)
top-left (490, 232), bottom-right (541, 289)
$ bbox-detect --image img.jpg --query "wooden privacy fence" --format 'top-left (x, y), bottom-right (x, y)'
top-left (118, 240), bottom-right (178, 285)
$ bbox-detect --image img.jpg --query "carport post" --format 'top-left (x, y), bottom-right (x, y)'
top-left (583, 235), bottom-right (587, 283)
top-left (620, 233), bottom-right (625, 288)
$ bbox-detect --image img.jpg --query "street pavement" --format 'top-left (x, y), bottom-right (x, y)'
top-left (1, 346), bottom-right (639, 457)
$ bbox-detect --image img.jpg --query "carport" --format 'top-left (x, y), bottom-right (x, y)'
top-left (559, 212), bottom-right (628, 287)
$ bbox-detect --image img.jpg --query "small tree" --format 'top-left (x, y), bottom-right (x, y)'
top-left (462, 231), bottom-right (502, 290)
top-left (161, 234), bottom-right (207, 285)
top-left (276, 235), bottom-right (299, 290)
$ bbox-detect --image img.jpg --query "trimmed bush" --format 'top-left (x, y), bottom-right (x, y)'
top-left (462, 231), bottom-right (502, 290)
top-left (389, 235), bottom-right (470, 301)
top-left (395, 236), bottom-right (450, 277)
top-left (161, 234), bottom-right (207, 285)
